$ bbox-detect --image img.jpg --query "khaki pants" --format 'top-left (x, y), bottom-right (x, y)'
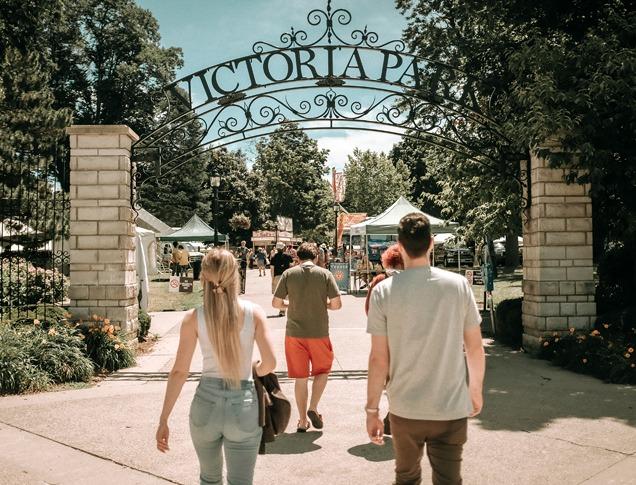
top-left (390, 414), bottom-right (467, 485)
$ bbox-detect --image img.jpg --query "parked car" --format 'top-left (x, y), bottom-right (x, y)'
top-left (442, 237), bottom-right (474, 267)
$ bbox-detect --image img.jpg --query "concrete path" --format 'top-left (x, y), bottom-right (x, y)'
top-left (1, 269), bottom-right (635, 484)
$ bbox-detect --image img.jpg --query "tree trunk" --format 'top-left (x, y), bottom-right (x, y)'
top-left (504, 230), bottom-right (520, 270)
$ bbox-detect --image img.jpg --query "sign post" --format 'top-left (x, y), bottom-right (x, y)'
top-left (329, 262), bottom-right (350, 293)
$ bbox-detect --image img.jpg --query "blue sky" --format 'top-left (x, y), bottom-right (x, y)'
top-left (135, 0), bottom-right (407, 169)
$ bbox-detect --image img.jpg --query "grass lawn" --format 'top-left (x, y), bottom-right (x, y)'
top-left (148, 278), bottom-right (203, 312)
top-left (465, 268), bottom-right (523, 307)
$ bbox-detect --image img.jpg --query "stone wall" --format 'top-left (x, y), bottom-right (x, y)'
top-left (66, 125), bottom-right (139, 331)
top-left (522, 147), bottom-right (596, 350)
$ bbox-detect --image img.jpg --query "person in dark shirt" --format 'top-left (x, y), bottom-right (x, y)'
top-left (235, 240), bottom-right (250, 294)
top-left (270, 242), bottom-right (293, 317)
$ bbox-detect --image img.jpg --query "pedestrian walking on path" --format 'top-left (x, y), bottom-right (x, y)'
top-left (255, 247), bottom-right (267, 276)
top-left (272, 242), bottom-right (342, 432)
top-left (366, 213), bottom-right (486, 485)
top-left (236, 240), bottom-right (251, 294)
top-left (156, 249), bottom-right (276, 485)
top-left (270, 242), bottom-right (293, 317)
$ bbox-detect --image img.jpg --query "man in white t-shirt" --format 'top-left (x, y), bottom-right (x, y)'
top-left (366, 212), bottom-right (485, 485)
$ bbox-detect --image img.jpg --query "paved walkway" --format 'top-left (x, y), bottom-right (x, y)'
top-left (1, 269), bottom-right (635, 484)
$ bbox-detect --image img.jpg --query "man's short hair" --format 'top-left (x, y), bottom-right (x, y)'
top-left (297, 242), bottom-right (318, 261)
top-left (398, 213), bottom-right (432, 259)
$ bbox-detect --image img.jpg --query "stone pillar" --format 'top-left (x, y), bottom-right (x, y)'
top-left (521, 144), bottom-right (596, 350)
top-left (66, 125), bottom-right (139, 331)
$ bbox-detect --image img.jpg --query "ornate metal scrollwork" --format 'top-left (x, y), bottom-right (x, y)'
top-left (252, 0), bottom-right (406, 54)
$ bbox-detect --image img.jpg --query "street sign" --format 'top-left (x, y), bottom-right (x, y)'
top-left (330, 262), bottom-right (350, 292)
top-left (179, 277), bottom-right (194, 293)
top-left (168, 276), bottom-right (180, 293)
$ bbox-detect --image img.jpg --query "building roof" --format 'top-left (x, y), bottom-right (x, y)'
top-left (136, 208), bottom-right (175, 236)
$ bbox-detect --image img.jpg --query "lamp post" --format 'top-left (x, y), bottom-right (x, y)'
top-left (333, 201), bottom-right (340, 255)
top-left (210, 176), bottom-right (221, 246)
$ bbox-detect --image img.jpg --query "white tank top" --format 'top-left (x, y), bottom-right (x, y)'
top-left (196, 299), bottom-right (255, 381)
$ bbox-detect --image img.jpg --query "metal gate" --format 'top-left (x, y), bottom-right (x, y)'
top-left (0, 141), bottom-right (70, 320)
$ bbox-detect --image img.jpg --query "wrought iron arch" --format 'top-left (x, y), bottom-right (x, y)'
top-left (133, 0), bottom-right (521, 202)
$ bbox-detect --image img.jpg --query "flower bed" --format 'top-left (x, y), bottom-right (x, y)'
top-left (538, 317), bottom-right (636, 384)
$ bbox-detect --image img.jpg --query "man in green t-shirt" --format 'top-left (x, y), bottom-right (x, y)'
top-left (272, 242), bottom-right (342, 432)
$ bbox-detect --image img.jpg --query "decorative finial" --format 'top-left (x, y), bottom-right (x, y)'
top-left (327, 0), bottom-right (332, 15)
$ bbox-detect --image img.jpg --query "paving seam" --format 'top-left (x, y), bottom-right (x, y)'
top-left (0, 420), bottom-right (183, 485)
top-left (518, 428), bottom-right (633, 457)
top-left (575, 453), bottom-right (636, 484)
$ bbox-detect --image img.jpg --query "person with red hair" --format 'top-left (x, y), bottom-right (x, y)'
top-left (364, 244), bottom-right (404, 315)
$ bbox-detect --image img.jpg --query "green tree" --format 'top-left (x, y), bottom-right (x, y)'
top-left (0, 1), bottom-right (72, 243)
top-left (51, 0), bottom-right (183, 133)
top-left (388, 138), bottom-right (442, 217)
top-left (207, 148), bottom-right (267, 244)
top-left (397, 0), bottom-right (636, 277)
top-left (253, 124), bottom-right (333, 241)
top-left (343, 148), bottom-right (412, 216)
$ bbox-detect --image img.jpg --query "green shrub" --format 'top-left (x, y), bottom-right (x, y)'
top-left (0, 325), bottom-right (52, 395)
top-left (494, 298), bottom-right (523, 349)
top-left (80, 317), bottom-right (136, 372)
top-left (0, 258), bottom-right (68, 310)
top-left (137, 308), bottom-right (152, 342)
top-left (27, 325), bottom-right (93, 384)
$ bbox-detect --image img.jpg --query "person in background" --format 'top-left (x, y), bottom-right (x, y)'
top-left (170, 241), bottom-right (180, 276)
top-left (364, 244), bottom-right (404, 315)
top-left (236, 240), bottom-right (250, 294)
top-left (272, 242), bottom-right (342, 433)
top-left (255, 247), bottom-right (267, 277)
top-left (366, 213), bottom-right (485, 485)
top-left (178, 244), bottom-right (190, 278)
top-left (270, 242), bottom-right (293, 317)
top-left (156, 249), bottom-right (276, 484)
top-left (316, 243), bottom-right (329, 268)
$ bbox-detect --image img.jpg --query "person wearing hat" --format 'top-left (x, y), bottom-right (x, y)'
top-left (317, 243), bottom-right (330, 268)
top-left (270, 242), bottom-right (293, 317)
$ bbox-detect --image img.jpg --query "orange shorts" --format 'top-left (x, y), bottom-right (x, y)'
top-left (285, 336), bottom-right (334, 378)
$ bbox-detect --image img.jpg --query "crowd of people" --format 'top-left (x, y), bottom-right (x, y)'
top-left (156, 213), bottom-right (486, 485)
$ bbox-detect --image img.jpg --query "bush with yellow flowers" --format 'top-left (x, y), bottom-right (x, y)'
top-left (538, 314), bottom-right (636, 384)
top-left (0, 305), bottom-right (93, 395)
top-left (78, 314), bottom-right (136, 372)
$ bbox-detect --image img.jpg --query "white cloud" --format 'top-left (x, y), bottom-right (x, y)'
top-left (316, 130), bottom-right (403, 170)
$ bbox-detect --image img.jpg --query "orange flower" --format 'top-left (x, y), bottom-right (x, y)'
top-left (552, 332), bottom-right (558, 337)
top-left (555, 337), bottom-right (560, 342)
top-left (92, 314), bottom-right (99, 321)
top-left (582, 358), bottom-right (587, 364)
top-left (569, 327), bottom-right (575, 333)
top-left (48, 328), bottom-right (57, 336)
top-left (625, 353), bottom-right (631, 359)
top-left (114, 344), bottom-right (120, 350)
top-left (631, 363), bottom-right (635, 368)
top-left (603, 323), bottom-right (609, 329)
top-left (590, 330), bottom-right (600, 336)
top-left (64, 312), bottom-right (72, 319)
top-left (33, 319), bottom-right (40, 326)
top-left (543, 341), bottom-right (549, 347)
top-left (104, 318), bottom-right (111, 325)
top-left (628, 348), bottom-right (634, 354)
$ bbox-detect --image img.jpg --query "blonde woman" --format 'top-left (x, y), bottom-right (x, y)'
top-left (156, 249), bottom-right (276, 485)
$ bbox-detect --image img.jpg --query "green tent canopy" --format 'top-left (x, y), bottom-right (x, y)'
top-left (158, 214), bottom-right (227, 242)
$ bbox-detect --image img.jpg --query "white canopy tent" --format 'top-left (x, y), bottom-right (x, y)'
top-left (349, 196), bottom-right (458, 235)
top-left (347, 197), bottom-right (458, 290)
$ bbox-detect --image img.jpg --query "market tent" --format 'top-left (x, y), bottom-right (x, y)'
top-left (158, 214), bottom-right (227, 242)
top-left (136, 226), bottom-right (157, 275)
top-left (349, 196), bottom-right (458, 235)
top-left (136, 208), bottom-right (174, 237)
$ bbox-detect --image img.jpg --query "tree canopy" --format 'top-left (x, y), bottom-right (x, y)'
top-left (343, 148), bottom-right (412, 216)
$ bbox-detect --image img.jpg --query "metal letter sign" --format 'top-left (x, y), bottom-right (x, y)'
top-left (132, 0), bottom-right (519, 201)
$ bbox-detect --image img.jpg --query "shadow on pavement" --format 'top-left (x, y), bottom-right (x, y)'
top-left (347, 437), bottom-right (394, 462)
top-left (475, 342), bottom-right (636, 432)
top-left (264, 431), bottom-right (323, 454)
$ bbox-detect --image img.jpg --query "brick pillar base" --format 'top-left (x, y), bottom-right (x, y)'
top-left (522, 146), bottom-right (596, 351)
top-left (66, 125), bottom-right (139, 331)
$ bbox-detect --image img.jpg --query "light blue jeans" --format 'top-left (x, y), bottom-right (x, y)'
top-left (189, 377), bottom-right (262, 485)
